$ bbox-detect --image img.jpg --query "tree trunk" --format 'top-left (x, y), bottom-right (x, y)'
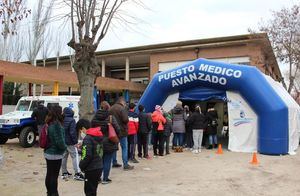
top-left (75, 63), bottom-right (97, 120)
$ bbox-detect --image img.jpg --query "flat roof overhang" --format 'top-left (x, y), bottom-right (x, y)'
top-left (0, 61), bottom-right (146, 92)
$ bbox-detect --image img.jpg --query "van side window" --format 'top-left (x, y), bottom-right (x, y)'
top-left (30, 101), bottom-right (44, 111)
top-left (47, 103), bottom-right (59, 110)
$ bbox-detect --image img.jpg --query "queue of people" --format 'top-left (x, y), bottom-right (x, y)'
top-left (39, 97), bottom-right (220, 196)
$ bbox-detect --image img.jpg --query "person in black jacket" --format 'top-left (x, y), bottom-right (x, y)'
top-left (61, 107), bottom-right (84, 181)
top-left (77, 119), bottom-right (103, 196)
top-left (188, 105), bottom-right (207, 154)
top-left (137, 105), bottom-right (152, 159)
top-left (91, 101), bottom-right (121, 184)
top-left (31, 101), bottom-right (48, 136)
top-left (206, 107), bottom-right (219, 149)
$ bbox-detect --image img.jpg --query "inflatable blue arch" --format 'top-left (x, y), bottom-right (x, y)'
top-left (138, 58), bottom-right (288, 155)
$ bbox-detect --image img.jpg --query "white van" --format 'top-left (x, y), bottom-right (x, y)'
top-left (0, 96), bottom-right (80, 147)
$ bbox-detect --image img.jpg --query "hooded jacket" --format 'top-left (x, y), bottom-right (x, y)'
top-left (188, 111), bottom-right (207, 130)
top-left (79, 127), bottom-right (103, 172)
top-left (91, 110), bottom-right (120, 154)
top-left (171, 105), bottom-right (187, 133)
top-left (138, 112), bottom-right (152, 134)
top-left (109, 103), bottom-right (129, 138)
top-left (63, 107), bottom-right (77, 145)
top-left (44, 121), bottom-right (67, 155)
top-left (31, 104), bottom-right (48, 125)
top-left (128, 109), bottom-right (139, 135)
top-left (151, 110), bottom-right (166, 132)
top-left (206, 110), bottom-right (219, 135)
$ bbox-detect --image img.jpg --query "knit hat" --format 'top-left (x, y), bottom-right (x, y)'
top-left (155, 105), bottom-right (161, 111)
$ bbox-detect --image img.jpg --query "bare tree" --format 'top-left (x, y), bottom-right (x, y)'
top-left (66, 0), bottom-right (143, 119)
top-left (257, 4), bottom-right (300, 94)
top-left (40, 27), bottom-right (53, 95)
top-left (0, 0), bottom-right (31, 60)
top-left (26, 0), bottom-right (55, 96)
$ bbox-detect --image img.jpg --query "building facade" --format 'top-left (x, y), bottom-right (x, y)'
top-left (36, 33), bottom-right (281, 102)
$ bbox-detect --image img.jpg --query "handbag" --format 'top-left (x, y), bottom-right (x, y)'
top-left (108, 116), bottom-right (119, 143)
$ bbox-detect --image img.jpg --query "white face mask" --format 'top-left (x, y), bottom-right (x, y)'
top-left (81, 132), bottom-right (86, 139)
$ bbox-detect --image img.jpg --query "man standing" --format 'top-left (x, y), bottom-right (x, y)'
top-left (137, 105), bottom-right (152, 159)
top-left (109, 97), bottom-right (134, 170)
top-left (31, 102), bottom-right (48, 136)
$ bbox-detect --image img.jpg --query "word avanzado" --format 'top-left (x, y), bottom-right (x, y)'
top-left (158, 64), bottom-right (242, 87)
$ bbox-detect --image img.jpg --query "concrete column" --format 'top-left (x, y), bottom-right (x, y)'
top-left (125, 57), bottom-right (130, 81)
top-left (52, 82), bottom-right (59, 96)
top-left (0, 75), bottom-right (3, 115)
top-left (101, 59), bottom-right (106, 77)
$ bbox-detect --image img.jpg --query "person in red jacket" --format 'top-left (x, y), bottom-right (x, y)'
top-left (151, 105), bottom-right (166, 156)
top-left (127, 103), bottom-right (139, 163)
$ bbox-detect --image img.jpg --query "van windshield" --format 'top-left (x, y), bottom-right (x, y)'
top-left (16, 100), bottom-right (31, 111)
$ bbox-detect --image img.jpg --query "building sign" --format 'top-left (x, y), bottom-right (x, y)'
top-left (158, 63), bottom-right (242, 87)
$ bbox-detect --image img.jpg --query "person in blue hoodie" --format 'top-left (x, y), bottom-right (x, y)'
top-left (61, 107), bottom-right (84, 181)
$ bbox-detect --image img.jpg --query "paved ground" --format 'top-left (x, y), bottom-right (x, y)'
top-left (1, 139), bottom-right (300, 196)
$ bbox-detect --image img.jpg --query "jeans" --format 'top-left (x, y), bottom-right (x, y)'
top-left (84, 169), bottom-right (102, 196)
top-left (101, 152), bottom-right (113, 181)
top-left (128, 134), bottom-right (137, 160)
top-left (209, 134), bottom-right (218, 145)
top-left (173, 133), bottom-right (184, 147)
top-left (193, 129), bottom-right (204, 151)
top-left (61, 145), bottom-right (80, 174)
top-left (45, 159), bottom-right (62, 195)
top-left (112, 151), bottom-right (118, 165)
top-left (120, 137), bottom-right (129, 166)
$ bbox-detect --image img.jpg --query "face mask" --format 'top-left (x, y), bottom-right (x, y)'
top-left (81, 132), bottom-right (86, 139)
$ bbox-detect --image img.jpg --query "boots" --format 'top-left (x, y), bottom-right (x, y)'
top-left (206, 145), bottom-right (213, 149)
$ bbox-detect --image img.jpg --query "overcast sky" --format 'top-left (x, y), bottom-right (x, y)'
top-left (98, 0), bottom-right (298, 50)
top-left (26, 0), bottom-right (298, 59)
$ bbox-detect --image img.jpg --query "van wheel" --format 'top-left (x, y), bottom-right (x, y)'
top-left (0, 135), bottom-right (8, 144)
top-left (19, 127), bottom-right (36, 148)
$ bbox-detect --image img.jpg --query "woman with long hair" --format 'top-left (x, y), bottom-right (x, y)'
top-left (188, 105), bottom-right (207, 154)
top-left (91, 101), bottom-right (121, 184)
top-left (44, 106), bottom-right (67, 196)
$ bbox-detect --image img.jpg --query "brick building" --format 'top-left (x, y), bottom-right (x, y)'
top-left (36, 33), bottom-right (281, 102)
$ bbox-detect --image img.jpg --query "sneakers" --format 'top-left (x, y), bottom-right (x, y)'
top-left (112, 163), bottom-right (122, 168)
top-left (102, 178), bottom-right (112, 184)
top-left (130, 158), bottom-right (139, 163)
top-left (123, 164), bottom-right (134, 171)
top-left (74, 173), bottom-right (85, 181)
top-left (61, 172), bottom-right (72, 179)
top-left (192, 149), bottom-right (199, 154)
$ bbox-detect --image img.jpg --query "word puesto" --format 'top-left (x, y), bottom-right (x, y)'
top-left (158, 64), bottom-right (242, 87)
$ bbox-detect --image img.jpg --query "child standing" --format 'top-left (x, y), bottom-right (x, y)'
top-left (77, 119), bottom-right (103, 196)
top-left (163, 112), bottom-right (172, 155)
top-left (151, 105), bottom-right (166, 156)
top-left (127, 103), bottom-right (139, 163)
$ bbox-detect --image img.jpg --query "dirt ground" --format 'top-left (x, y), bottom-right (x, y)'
top-left (1, 139), bottom-right (300, 196)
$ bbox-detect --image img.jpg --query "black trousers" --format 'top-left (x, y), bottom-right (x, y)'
top-left (185, 129), bottom-right (194, 148)
top-left (84, 169), bottom-right (102, 196)
top-left (164, 135), bottom-right (170, 154)
top-left (138, 132), bottom-right (149, 157)
top-left (45, 159), bottom-right (62, 196)
top-left (153, 132), bottom-right (164, 156)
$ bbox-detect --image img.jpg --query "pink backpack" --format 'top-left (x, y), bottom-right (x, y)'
top-left (39, 124), bottom-right (49, 149)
